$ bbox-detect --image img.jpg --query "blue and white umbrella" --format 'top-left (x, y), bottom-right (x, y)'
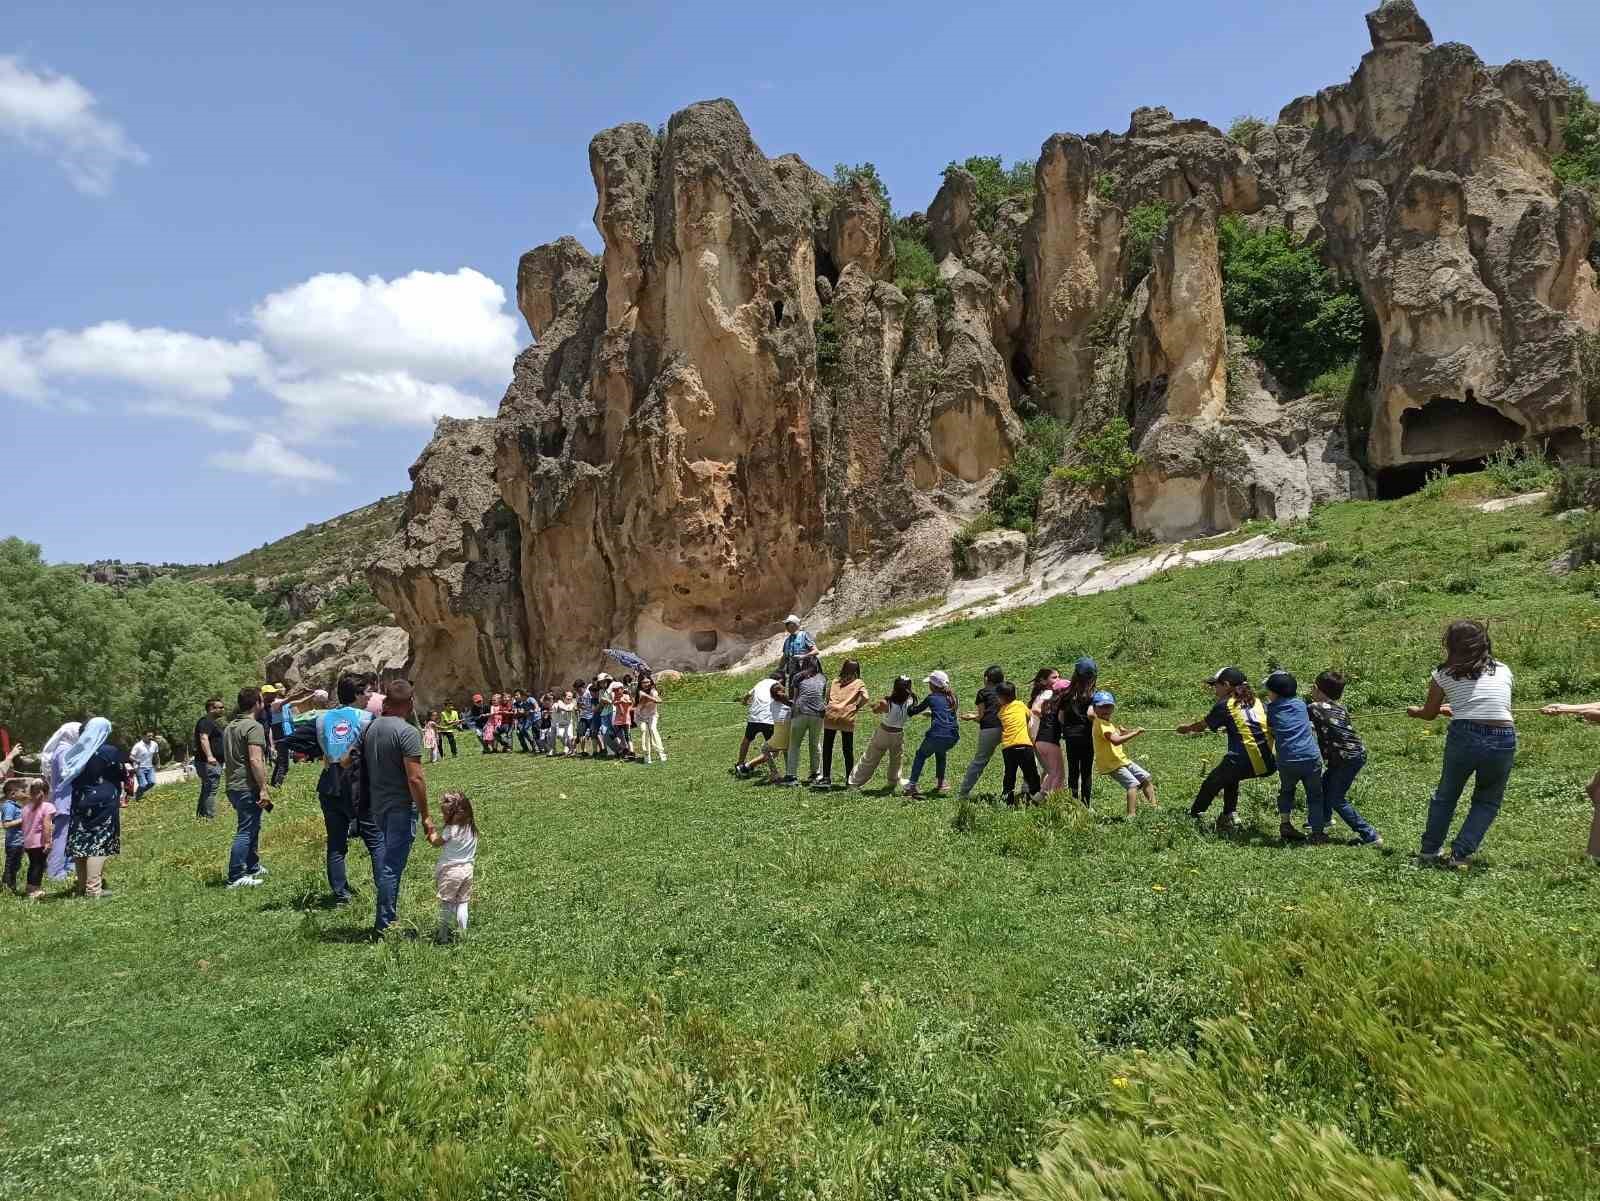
top-left (603, 648), bottom-right (651, 674)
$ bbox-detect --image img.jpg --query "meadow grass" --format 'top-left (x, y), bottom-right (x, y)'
top-left (4, 478), bottom-right (1600, 1201)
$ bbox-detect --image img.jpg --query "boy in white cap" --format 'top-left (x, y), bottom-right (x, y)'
top-left (904, 669), bottom-right (960, 797)
top-left (780, 614), bottom-right (817, 691)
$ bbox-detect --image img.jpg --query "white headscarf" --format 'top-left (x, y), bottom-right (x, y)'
top-left (59, 717), bottom-right (111, 784)
top-left (41, 721), bottom-right (81, 761)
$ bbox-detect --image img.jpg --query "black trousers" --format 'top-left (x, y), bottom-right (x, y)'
top-left (822, 728), bottom-right (854, 778)
top-left (517, 726), bottom-right (535, 752)
top-left (2, 846), bottom-right (20, 891)
top-left (1190, 760), bottom-right (1252, 816)
top-left (271, 741), bottom-right (293, 787)
top-left (1002, 746), bottom-right (1041, 800)
top-left (1063, 738), bottom-right (1094, 806)
top-left (439, 730), bottom-right (457, 756)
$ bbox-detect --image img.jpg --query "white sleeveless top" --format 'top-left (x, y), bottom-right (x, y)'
top-left (1431, 661), bottom-right (1513, 723)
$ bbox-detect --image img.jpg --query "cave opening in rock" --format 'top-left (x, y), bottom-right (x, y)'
top-left (816, 247), bottom-right (839, 288)
top-left (1399, 396), bottom-right (1524, 459)
top-left (691, 629), bottom-right (719, 652)
top-left (772, 299), bottom-right (784, 326)
top-left (1375, 456), bottom-right (1488, 499)
top-left (1009, 347), bottom-right (1033, 395)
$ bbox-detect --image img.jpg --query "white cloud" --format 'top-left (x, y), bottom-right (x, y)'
top-left (0, 55), bottom-right (148, 194)
top-left (268, 369), bottom-right (493, 433)
top-left (208, 434), bottom-right (339, 486)
top-left (0, 334), bottom-right (46, 401)
top-left (253, 269), bottom-right (520, 385)
top-left (35, 321), bottom-right (267, 398)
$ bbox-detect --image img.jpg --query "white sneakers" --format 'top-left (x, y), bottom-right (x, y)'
top-left (226, 875), bottom-right (262, 888)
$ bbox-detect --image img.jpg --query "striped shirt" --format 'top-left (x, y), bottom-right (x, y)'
top-left (1205, 697), bottom-right (1276, 776)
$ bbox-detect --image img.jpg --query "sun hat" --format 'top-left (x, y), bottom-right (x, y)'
top-left (1074, 657), bottom-right (1098, 675)
top-left (1206, 667), bottom-right (1247, 687)
top-left (784, 613), bottom-right (802, 625)
top-left (1091, 690), bottom-right (1115, 707)
top-left (1262, 670), bottom-right (1298, 697)
top-left (925, 670), bottom-right (950, 688)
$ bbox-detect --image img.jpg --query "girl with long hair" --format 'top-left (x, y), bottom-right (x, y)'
top-left (821, 659), bottom-right (868, 788)
top-left (1059, 658), bottom-right (1098, 806)
top-left (1408, 619), bottom-right (1516, 868)
top-left (849, 675), bottom-right (916, 790)
top-left (427, 790), bottom-right (478, 941)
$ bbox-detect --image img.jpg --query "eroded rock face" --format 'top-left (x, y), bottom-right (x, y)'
top-left (372, 3), bottom-right (1598, 689)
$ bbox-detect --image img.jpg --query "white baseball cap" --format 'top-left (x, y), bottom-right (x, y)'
top-left (925, 670), bottom-right (950, 688)
top-left (784, 613), bottom-right (801, 625)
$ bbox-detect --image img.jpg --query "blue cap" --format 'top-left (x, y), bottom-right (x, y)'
top-left (1091, 690), bottom-right (1115, 707)
top-left (1075, 657), bottom-right (1098, 675)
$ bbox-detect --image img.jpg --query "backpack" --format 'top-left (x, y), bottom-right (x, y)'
top-left (316, 715), bottom-right (371, 822)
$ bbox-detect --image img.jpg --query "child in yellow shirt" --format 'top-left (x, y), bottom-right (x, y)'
top-left (1091, 690), bottom-right (1155, 816)
top-left (996, 681), bottom-right (1042, 805)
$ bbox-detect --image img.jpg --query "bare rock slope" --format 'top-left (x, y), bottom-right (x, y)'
top-left (371, 1), bottom-right (1598, 694)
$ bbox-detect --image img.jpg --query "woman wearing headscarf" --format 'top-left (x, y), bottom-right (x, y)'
top-left (58, 717), bottom-right (123, 898)
top-left (41, 721), bottom-right (81, 880)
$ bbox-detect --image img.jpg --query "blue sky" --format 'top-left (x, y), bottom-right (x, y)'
top-left (4, 0), bottom-right (1596, 566)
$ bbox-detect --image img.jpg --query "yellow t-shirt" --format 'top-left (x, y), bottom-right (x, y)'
top-left (999, 701), bottom-right (1033, 749)
top-left (1092, 716), bottom-right (1131, 773)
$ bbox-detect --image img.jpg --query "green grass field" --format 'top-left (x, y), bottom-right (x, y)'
top-left (6, 480), bottom-right (1600, 1201)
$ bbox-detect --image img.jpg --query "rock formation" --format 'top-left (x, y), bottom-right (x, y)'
top-left (371, 1), bottom-right (1599, 692)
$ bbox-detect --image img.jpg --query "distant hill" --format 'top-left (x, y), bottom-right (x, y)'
top-left (187, 493), bottom-right (406, 638)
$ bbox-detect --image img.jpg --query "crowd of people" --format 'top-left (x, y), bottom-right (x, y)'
top-left (728, 617), bottom-right (1600, 867)
top-left (4, 615), bottom-right (1598, 933)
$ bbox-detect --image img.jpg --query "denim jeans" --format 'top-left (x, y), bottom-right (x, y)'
top-left (908, 732), bottom-right (959, 787)
top-left (196, 764), bottom-right (222, 818)
top-left (372, 806), bottom-right (417, 931)
top-left (320, 795), bottom-right (382, 900)
top-left (135, 765), bottom-right (156, 798)
top-left (227, 788), bottom-right (264, 882)
top-left (1422, 722), bottom-right (1516, 858)
top-left (1322, 755), bottom-right (1379, 842)
top-left (958, 727), bottom-right (1002, 798)
top-left (1277, 758), bottom-right (1325, 826)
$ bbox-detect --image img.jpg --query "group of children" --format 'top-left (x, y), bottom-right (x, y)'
top-left (1, 776), bottom-right (57, 898)
top-left (727, 653), bottom-right (1384, 844)
top-left (423, 672), bottom-right (667, 765)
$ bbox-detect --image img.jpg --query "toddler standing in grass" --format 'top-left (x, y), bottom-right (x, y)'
top-left (423, 715), bottom-right (441, 763)
top-left (555, 690), bottom-right (577, 755)
top-left (19, 780), bottom-right (55, 898)
top-left (1308, 671), bottom-right (1383, 847)
top-left (1090, 691), bottom-right (1154, 816)
top-left (427, 790), bottom-right (477, 942)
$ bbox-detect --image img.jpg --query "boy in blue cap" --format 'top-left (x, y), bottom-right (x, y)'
top-left (1090, 691), bottom-right (1154, 817)
top-left (1260, 671), bottom-right (1320, 844)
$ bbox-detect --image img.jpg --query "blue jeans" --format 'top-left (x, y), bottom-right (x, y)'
top-left (1423, 722), bottom-right (1517, 858)
top-left (1323, 756), bottom-right (1379, 842)
top-left (227, 789), bottom-right (263, 882)
top-left (320, 795), bottom-right (382, 900)
top-left (372, 806), bottom-right (417, 931)
top-left (908, 733), bottom-right (959, 788)
top-left (135, 765), bottom-right (156, 798)
top-left (1277, 758), bottom-right (1325, 826)
top-left (196, 764), bottom-right (222, 818)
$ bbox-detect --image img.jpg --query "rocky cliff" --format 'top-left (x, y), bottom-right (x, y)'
top-left (371, 0), bottom-right (1599, 694)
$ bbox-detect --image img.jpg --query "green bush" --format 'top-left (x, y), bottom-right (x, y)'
top-left (893, 234), bottom-right (939, 295)
top-left (814, 303), bottom-right (840, 380)
top-left (1226, 115), bottom-right (1268, 146)
top-left (1123, 202), bottom-right (1171, 290)
top-left (1054, 417), bottom-right (1142, 490)
top-left (1218, 216), bottom-right (1365, 393)
top-left (990, 417), bottom-right (1071, 532)
top-left (1481, 442), bottom-right (1554, 496)
top-left (1570, 511), bottom-right (1600, 567)
top-left (1306, 356), bottom-right (1356, 403)
top-left (1553, 83), bottom-right (1600, 194)
top-left (1551, 464), bottom-right (1600, 511)
top-left (831, 161), bottom-right (890, 213)
top-left (944, 154), bottom-right (1035, 230)
top-left (1094, 172), bottom-right (1118, 201)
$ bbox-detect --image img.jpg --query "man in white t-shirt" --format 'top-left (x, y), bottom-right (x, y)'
top-left (129, 732), bottom-right (160, 799)
top-left (733, 672), bottom-right (778, 777)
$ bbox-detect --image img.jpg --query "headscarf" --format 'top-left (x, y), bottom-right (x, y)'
top-left (41, 721), bottom-right (81, 762)
top-left (59, 717), bottom-right (111, 784)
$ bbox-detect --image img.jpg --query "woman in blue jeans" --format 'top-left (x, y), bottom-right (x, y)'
top-left (904, 671), bottom-right (960, 797)
top-left (1407, 620), bottom-right (1516, 869)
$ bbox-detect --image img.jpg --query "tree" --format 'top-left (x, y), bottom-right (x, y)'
top-left (943, 155), bottom-right (1035, 229)
top-left (124, 579), bottom-right (266, 745)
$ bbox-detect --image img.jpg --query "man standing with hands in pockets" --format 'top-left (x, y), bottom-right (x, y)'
top-left (362, 680), bottom-right (435, 935)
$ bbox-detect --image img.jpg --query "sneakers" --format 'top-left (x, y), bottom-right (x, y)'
top-left (1445, 853), bottom-right (1473, 870)
top-left (903, 784), bottom-right (921, 798)
top-left (1414, 851), bottom-right (1446, 869)
top-left (1306, 831), bottom-right (1331, 846)
top-left (1215, 812), bottom-right (1239, 835)
top-left (1359, 835), bottom-right (1385, 848)
top-left (1279, 822), bottom-right (1306, 844)
top-left (936, 783), bottom-right (951, 795)
top-left (226, 875), bottom-right (262, 889)
top-left (251, 865), bottom-right (269, 878)
top-left (780, 775), bottom-right (800, 787)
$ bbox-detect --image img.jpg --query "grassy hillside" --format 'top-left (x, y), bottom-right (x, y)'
top-left (4, 477), bottom-right (1599, 1201)
top-left (186, 493), bottom-right (406, 637)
